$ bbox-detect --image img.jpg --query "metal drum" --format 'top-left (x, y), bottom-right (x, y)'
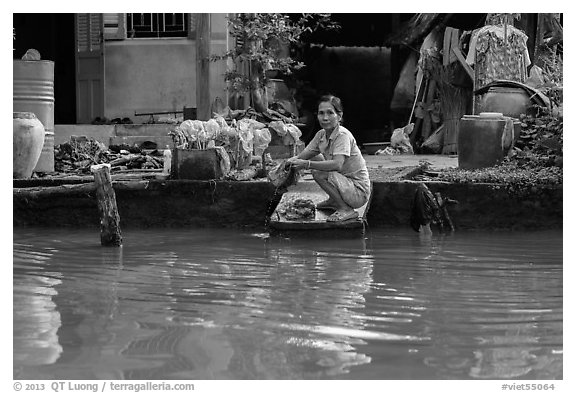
top-left (13, 60), bottom-right (55, 173)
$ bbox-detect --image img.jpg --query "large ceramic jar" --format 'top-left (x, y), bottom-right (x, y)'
top-left (476, 86), bottom-right (531, 118)
top-left (13, 111), bottom-right (45, 179)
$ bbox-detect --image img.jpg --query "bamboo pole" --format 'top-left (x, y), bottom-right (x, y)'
top-left (91, 163), bottom-right (122, 247)
top-left (407, 75), bottom-right (425, 126)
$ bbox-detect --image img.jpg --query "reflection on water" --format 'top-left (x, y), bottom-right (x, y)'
top-left (13, 227), bottom-right (562, 380)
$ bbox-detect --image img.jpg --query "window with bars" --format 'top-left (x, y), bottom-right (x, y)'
top-left (126, 13), bottom-right (188, 38)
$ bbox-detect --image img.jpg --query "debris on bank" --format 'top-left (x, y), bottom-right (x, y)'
top-left (54, 136), bottom-right (165, 174)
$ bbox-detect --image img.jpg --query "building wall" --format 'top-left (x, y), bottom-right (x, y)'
top-left (104, 14), bottom-right (231, 121)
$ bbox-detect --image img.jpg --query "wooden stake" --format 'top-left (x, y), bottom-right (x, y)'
top-left (91, 163), bottom-right (122, 246)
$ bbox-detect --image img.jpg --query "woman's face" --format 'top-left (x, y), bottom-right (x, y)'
top-left (317, 101), bottom-right (341, 131)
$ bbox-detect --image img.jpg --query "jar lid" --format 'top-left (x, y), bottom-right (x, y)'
top-left (13, 112), bottom-right (38, 120)
top-left (479, 112), bottom-right (504, 118)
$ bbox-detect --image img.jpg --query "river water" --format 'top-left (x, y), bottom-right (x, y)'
top-left (13, 227), bottom-right (562, 380)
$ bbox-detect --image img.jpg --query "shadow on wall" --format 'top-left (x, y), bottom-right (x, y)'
top-left (303, 45), bottom-right (393, 144)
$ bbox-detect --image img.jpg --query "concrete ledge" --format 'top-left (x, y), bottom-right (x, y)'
top-left (55, 125), bottom-right (115, 146)
top-left (13, 179), bottom-right (562, 231)
top-left (14, 180), bottom-right (277, 229)
top-left (368, 181), bottom-right (562, 230)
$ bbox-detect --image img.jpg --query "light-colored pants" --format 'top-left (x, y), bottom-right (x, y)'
top-left (325, 171), bottom-right (370, 209)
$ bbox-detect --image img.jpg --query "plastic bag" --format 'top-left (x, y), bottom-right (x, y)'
top-left (390, 123), bottom-right (414, 154)
top-left (238, 128), bottom-right (254, 154)
top-left (268, 121), bottom-right (287, 136)
top-left (283, 124), bottom-right (302, 146)
top-left (253, 128), bottom-right (272, 156)
top-left (267, 160), bottom-right (299, 188)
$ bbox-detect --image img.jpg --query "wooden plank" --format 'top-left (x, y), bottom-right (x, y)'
top-left (452, 47), bottom-right (475, 81)
top-left (443, 27), bottom-right (460, 66)
top-left (13, 183), bottom-right (96, 197)
top-left (443, 27), bottom-right (452, 66)
top-left (12, 179), bottom-right (153, 197)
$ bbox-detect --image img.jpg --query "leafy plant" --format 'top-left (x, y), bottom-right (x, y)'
top-left (535, 45), bottom-right (563, 111)
top-left (211, 13), bottom-right (339, 111)
top-left (513, 107), bottom-right (563, 168)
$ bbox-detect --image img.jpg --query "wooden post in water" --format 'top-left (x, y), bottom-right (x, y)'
top-left (91, 164), bottom-right (122, 246)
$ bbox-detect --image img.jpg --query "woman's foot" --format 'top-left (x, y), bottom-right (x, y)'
top-left (326, 209), bottom-right (359, 222)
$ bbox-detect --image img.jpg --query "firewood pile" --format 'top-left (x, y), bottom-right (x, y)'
top-left (54, 137), bottom-right (164, 174)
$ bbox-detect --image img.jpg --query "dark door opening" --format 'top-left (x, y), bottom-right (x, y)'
top-left (13, 13), bottom-right (77, 124)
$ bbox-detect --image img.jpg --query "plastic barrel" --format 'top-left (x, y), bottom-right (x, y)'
top-left (458, 115), bottom-right (507, 169)
top-left (13, 60), bottom-right (55, 173)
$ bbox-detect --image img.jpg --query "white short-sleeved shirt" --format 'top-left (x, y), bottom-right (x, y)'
top-left (303, 125), bottom-right (370, 195)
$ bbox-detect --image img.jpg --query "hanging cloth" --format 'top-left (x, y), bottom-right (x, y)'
top-left (466, 25), bottom-right (531, 90)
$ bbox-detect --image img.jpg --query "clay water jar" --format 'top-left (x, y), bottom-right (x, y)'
top-left (13, 111), bottom-right (45, 178)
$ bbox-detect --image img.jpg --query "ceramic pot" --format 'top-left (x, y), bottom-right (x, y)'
top-left (476, 86), bottom-right (531, 118)
top-left (13, 111), bottom-right (45, 178)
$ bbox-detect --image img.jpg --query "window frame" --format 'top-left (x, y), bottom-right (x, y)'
top-left (103, 13), bottom-right (196, 41)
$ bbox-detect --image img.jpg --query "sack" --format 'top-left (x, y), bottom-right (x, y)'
top-left (267, 160), bottom-right (299, 188)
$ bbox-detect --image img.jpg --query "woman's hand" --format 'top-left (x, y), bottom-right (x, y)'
top-left (286, 156), bottom-right (298, 165)
top-left (287, 158), bottom-right (309, 170)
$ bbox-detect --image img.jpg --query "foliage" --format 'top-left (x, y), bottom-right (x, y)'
top-left (511, 43), bottom-right (563, 169)
top-left (211, 13), bottom-right (339, 94)
top-left (434, 162), bottom-right (562, 198)
top-left (513, 107), bottom-right (563, 168)
top-left (536, 45), bottom-right (563, 110)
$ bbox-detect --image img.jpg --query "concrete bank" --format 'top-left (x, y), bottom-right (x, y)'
top-left (13, 177), bottom-right (562, 231)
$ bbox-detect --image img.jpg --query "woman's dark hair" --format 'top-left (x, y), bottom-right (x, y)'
top-left (318, 94), bottom-right (343, 115)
